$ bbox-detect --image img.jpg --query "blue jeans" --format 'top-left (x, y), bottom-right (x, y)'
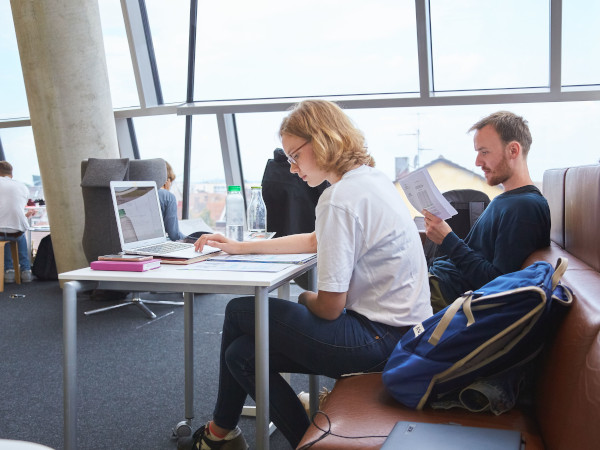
top-left (2, 233), bottom-right (31, 271)
top-left (212, 296), bottom-right (409, 448)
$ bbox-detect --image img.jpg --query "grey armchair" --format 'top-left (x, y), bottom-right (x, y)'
top-left (80, 157), bottom-right (183, 318)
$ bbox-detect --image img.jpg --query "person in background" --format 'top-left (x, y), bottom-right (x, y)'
top-left (424, 111), bottom-right (551, 312)
top-left (188, 100), bottom-right (432, 449)
top-left (0, 161), bottom-right (35, 283)
top-left (158, 161), bottom-right (186, 241)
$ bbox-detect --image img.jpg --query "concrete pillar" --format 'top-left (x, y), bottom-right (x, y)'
top-left (11, 0), bottom-right (120, 273)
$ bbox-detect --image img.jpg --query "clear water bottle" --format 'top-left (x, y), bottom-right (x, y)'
top-left (226, 185), bottom-right (245, 241)
top-left (247, 186), bottom-right (267, 233)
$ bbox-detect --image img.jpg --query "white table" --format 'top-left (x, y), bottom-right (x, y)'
top-left (59, 260), bottom-right (318, 450)
top-left (0, 440), bottom-right (54, 450)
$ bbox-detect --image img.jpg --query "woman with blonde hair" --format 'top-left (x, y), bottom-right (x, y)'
top-left (189, 100), bottom-right (432, 449)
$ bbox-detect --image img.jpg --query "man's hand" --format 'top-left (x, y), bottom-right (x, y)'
top-left (422, 209), bottom-right (452, 245)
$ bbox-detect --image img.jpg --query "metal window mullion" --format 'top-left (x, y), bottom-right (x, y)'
top-left (128, 118), bottom-right (140, 159)
top-left (181, 0), bottom-right (198, 220)
top-left (217, 113), bottom-right (246, 208)
top-left (137, 0), bottom-right (163, 104)
top-left (120, 0), bottom-right (162, 107)
top-left (415, 0), bottom-right (434, 98)
top-left (115, 118), bottom-right (139, 159)
top-left (549, 0), bottom-right (562, 93)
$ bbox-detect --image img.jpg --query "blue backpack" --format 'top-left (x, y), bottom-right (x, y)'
top-left (382, 258), bottom-right (572, 410)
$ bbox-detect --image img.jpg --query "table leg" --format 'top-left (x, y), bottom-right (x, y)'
top-left (278, 283), bottom-right (291, 388)
top-left (243, 284), bottom-right (288, 436)
top-left (184, 292), bottom-right (194, 422)
top-left (254, 286), bottom-right (270, 450)
top-left (307, 267), bottom-right (319, 417)
top-left (63, 280), bottom-right (95, 450)
top-left (26, 229), bottom-right (32, 261)
top-left (277, 282), bottom-right (290, 301)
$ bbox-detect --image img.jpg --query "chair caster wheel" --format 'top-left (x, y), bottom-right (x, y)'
top-left (174, 421), bottom-right (192, 438)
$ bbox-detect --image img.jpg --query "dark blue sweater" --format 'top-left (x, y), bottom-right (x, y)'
top-left (429, 185), bottom-right (550, 302)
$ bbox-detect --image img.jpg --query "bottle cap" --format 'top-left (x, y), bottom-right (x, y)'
top-left (228, 185), bottom-right (241, 192)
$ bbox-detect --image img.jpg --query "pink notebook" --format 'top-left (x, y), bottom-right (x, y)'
top-left (90, 259), bottom-right (161, 272)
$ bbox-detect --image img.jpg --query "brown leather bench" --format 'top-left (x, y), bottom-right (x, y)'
top-left (297, 164), bottom-right (600, 450)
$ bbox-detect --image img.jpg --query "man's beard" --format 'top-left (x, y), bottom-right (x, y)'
top-left (485, 156), bottom-right (511, 187)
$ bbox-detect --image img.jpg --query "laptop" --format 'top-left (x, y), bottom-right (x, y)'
top-left (109, 181), bottom-right (219, 259)
top-left (381, 421), bottom-right (523, 450)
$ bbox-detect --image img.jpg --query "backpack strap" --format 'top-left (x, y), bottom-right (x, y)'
top-left (429, 292), bottom-right (475, 346)
top-left (551, 257), bottom-right (568, 290)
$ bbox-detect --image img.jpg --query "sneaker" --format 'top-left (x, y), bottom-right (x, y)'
top-left (184, 423), bottom-right (248, 450)
top-left (298, 387), bottom-right (331, 417)
top-left (4, 269), bottom-right (15, 283)
top-left (20, 270), bottom-right (34, 283)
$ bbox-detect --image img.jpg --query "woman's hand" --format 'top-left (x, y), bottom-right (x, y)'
top-left (194, 233), bottom-right (247, 255)
top-left (299, 290), bottom-right (347, 321)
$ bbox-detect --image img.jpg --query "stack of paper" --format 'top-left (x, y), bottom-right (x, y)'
top-left (398, 168), bottom-right (457, 220)
top-left (181, 253), bottom-right (317, 273)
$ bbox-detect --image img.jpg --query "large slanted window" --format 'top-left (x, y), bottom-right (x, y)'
top-left (429, 0), bottom-right (549, 92)
top-left (98, 0), bottom-right (140, 108)
top-left (2, 0), bottom-right (600, 224)
top-left (0, 126), bottom-right (40, 186)
top-left (562, 0), bottom-right (600, 87)
top-left (0, 1), bottom-right (28, 119)
top-left (193, 0), bottom-right (419, 100)
top-left (235, 112), bottom-right (287, 184)
top-left (144, 0), bottom-right (189, 104)
top-left (134, 113), bottom-right (226, 228)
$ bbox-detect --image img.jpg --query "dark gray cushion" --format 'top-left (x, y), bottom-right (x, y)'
top-left (81, 158), bottom-right (130, 187)
top-left (80, 158), bottom-right (167, 262)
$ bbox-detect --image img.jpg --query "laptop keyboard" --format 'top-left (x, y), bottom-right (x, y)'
top-left (135, 241), bottom-right (193, 254)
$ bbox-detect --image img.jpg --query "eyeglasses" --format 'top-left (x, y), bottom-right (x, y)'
top-left (285, 140), bottom-right (310, 165)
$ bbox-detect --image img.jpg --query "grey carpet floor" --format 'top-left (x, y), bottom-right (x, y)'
top-left (0, 279), bottom-right (334, 449)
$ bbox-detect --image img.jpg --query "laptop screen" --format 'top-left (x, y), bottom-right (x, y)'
top-left (110, 181), bottom-right (167, 250)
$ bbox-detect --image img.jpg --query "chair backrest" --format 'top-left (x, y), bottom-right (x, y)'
top-left (80, 158), bottom-right (167, 262)
top-left (423, 189), bottom-right (491, 266)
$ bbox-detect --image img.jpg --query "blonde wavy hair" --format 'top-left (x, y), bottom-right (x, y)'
top-left (279, 100), bottom-right (375, 176)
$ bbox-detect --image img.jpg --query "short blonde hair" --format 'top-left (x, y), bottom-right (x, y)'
top-left (279, 100), bottom-right (374, 176)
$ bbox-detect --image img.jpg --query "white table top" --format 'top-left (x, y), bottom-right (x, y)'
top-left (0, 440), bottom-right (54, 450)
top-left (59, 259), bottom-right (316, 291)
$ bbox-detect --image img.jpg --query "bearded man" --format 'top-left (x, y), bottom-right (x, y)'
top-left (423, 111), bottom-right (550, 312)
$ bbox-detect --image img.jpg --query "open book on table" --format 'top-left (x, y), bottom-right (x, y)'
top-left (178, 252), bottom-right (317, 273)
top-left (207, 253), bottom-right (316, 264)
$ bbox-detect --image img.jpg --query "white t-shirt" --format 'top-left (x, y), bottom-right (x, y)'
top-left (0, 176), bottom-right (30, 233)
top-left (315, 165), bottom-right (432, 327)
